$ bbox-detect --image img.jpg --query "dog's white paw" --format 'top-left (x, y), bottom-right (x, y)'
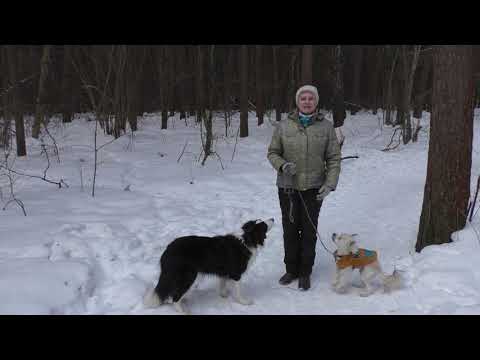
top-left (174, 301), bottom-right (190, 315)
top-left (352, 282), bottom-right (366, 289)
top-left (359, 289), bottom-right (374, 297)
top-left (236, 297), bottom-right (254, 306)
top-left (334, 286), bottom-right (348, 294)
top-left (220, 288), bottom-right (230, 298)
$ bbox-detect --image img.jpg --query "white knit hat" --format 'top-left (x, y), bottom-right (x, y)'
top-left (295, 85), bottom-right (319, 107)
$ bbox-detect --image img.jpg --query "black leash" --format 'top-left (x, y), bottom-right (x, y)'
top-left (285, 187), bottom-right (336, 260)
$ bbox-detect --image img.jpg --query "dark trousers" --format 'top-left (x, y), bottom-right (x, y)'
top-left (278, 187), bottom-right (322, 277)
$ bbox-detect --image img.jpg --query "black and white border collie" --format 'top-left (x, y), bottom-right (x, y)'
top-left (143, 218), bottom-right (274, 314)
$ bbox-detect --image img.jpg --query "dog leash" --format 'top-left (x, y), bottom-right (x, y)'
top-left (285, 187), bottom-right (337, 260)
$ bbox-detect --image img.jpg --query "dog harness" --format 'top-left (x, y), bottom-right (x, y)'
top-left (335, 248), bottom-right (378, 270)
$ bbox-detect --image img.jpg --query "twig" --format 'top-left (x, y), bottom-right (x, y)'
top-left (177, 140), bottom-right (189, 163)
top-left (43, 124), bottom-right (61, 163)
top-left (2, 198), bottom-right (26, 216)
top-left (0, 72), bottom-right (38, 99)
top-left (469, 176), bottom-right (480, 222)
top-left (92, 117), bottom-right (98, 197)
top-left (382, 127), bottom-right (403, 152)
top-left (40, 143), bottom-right (51, 180)
top-left (213, 152), bottom-right (225, 170)
top-left (231, 125), bottom-right (241, 162)
top-left (0, 164), bottom-right (67, 188)
top-left (1, 163), bottom-right (27, 216)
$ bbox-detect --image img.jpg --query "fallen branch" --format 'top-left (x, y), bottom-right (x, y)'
top-left (0, 164), bottom-right (68, 188)
top-left (382, 127), bottom-right (403, 152)
top-left (231, 125), bottom-right (241, 162)
top-left (177, 140), bottom-right (189, 163)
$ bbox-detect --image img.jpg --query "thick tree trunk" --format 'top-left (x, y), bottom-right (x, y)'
top-left (416, 45), bottom-right (474, 253)
top-left (240, 45), bottom-right (248, 138)
top-left (32, 45), bottom-right (52, 139)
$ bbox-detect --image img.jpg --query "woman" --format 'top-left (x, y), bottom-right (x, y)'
top-left (267, 85), bottom-right (341, 290)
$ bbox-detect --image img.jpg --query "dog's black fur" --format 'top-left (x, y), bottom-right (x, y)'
top-left (150, 219), bottom-right (273, 305)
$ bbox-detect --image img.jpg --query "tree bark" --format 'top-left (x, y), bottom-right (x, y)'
top-left (351, 45), bottom-right (363, 115)
top-left (61, 45), bottom-right (74, 123)
top-left (301, 45), bottom-right (313, 86)
top-left (32, 45), bottom-right (52, 139)
top-left (413, 53), bottom-right (432, 119)
top-left (239, 45), bottom-right (248, 138)
top-left (255, 45), bottom-right (265, 126)
top-left (416, 45), bottom-right (474, 252)
top-left (331, 45), bottom-right (346, 128)
top-left (273, 46), bottom-right (282, 122)
top-left (6, 46), bottom-right (26, 156)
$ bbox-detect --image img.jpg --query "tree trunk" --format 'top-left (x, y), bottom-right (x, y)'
top-left (61, 45), bottom-right (74, 123)
top-left (416, 45), bottom-right (474, 253)
top-left (255, 45), bottom-right (265, 126)
top-left (223, 46), bottom-right (233, 134)
top-left (1, 46), bottom-right (11, 149)
top-left (332, 45), bottom-right (346, 128)
top-left (156, 46), bottom-right (169, 129)
top-left (399, 45), bottom-right (421, 144)
top-left (384, 46), bottom-right (399, 125)
top-left (201, 46), bottom-right (215, 165)
top-left (113, 46), bottom-right (127, 138)
top-left (32, 45), bottom-right (52, 139)
top-left (368, 46), bottom-right (382, 114)
top-left (273, 46), bottom-right (282, 122)
top-left (413, 53), bottom-right (432, 119)
top-left (195, 45), bottom-right (205, 125)
top-left (239, 45), bottom-right (248, 138)
top-left (6, 46), bottom-right (26, 156)
top-left (301, 45), bottom-right (313, 86)
top-left (351, 45), bottom-right (363, 115)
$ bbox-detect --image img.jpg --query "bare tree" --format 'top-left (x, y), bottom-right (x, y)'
top-left (255, 45), bottom-right (265, 126)
top-left (239, 45), bottom-right (248, 138)
top-left (350, 45), bottom-right (363, 115)
top-left (32, 45), bottom-right (53, 139)
top-left (416, 45), bottom-right (474, 252)
top-left (301, 45), bottom-right (313, 86)
top-left (396, 45), bottom-right (421, 144)
top-left (273, 46), bottom-right (282, 122)
top-left (5, 46), bottom-right (26, 156)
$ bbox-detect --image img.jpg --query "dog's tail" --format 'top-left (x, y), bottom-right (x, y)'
top-left (381, 269), bottom-right (403, 293)
top-left (143, 286), bottom-right (162, 308)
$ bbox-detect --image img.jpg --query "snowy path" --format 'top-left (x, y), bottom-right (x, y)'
top-left (1, 112), bottom-right (480, 314)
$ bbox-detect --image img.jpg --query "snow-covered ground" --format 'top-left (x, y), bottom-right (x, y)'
top-left (1, 109), bottom-right (479, 315)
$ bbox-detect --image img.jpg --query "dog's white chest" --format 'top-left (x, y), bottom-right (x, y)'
top-left (246, 248), bottom-right (258, 272)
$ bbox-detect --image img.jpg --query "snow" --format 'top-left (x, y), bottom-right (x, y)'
top-left (1, 108), bottom-right (479, 315)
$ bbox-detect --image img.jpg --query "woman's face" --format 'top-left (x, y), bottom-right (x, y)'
top-left (297, 91), bottom-right (317, 114)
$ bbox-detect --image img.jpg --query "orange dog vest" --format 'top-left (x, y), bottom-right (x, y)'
top-left (335, 248), bottom-right (378, 270)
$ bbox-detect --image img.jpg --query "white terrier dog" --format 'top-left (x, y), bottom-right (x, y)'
top-left (331, 233), bottom-right (402, 297)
